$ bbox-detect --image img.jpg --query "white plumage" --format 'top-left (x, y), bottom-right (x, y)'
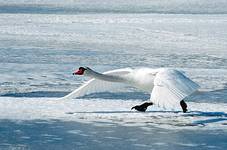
top-left (151, 69), bottom-right (199, 109)
top-left (61, 67), bottom-right (199, 110)
top-left (62, 68), bottom-right (132, 99)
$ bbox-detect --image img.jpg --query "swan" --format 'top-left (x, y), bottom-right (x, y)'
top-left (62, 67), bottom-right (200, 113)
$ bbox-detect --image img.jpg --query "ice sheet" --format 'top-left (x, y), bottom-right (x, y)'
top-left (0, 97), bottom-right (226, 130)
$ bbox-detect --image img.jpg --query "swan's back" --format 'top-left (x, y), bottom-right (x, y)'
top-left (127, 68), bottom-right (158, 92)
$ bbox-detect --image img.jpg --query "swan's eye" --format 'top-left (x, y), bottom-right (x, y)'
top-left (79, 67), bottom-right (86, 71)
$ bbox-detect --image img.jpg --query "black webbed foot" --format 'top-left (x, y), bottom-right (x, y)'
top-left (180, 100), bottom-right (188, 113)
top-left (131, 102), bottom-right (153, 112)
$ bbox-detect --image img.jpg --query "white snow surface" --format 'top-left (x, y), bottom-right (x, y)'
top-left (0, 1), bottom-right (227, 149)
top-left (1, 97), bottom-right (226, 130)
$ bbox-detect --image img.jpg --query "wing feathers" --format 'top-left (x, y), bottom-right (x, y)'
top-left (61, 68), bottom-right (132, 100)
top-left (151, 69), bottom-right (199, 109)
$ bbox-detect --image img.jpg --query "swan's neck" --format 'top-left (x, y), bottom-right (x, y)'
top-left (85, 69), bottom-right (125, 82)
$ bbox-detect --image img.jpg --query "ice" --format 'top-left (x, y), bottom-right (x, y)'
top-left (0, 97), bottom-right (226, 130)
top-left (0, 0), bottom-right (227, 149)
top-left (0, 13), bottom-right (227, 96)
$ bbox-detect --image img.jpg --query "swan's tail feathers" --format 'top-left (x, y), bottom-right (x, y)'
top-left (151, 69), bottom-right (200, 110)
top-left (60, 68), bottom-right (132, 100)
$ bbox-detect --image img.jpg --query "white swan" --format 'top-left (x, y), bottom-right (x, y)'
top-left (62, 67), bottom-right (200, 112)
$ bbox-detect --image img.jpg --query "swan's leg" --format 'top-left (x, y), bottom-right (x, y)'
top-left (131, 102), bottom-right (153, 112)
top-left (180, 100), bottom-right (188, 113)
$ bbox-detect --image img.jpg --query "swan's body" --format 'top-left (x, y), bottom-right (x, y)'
top-left (63, 67), bottom-right (200, 111)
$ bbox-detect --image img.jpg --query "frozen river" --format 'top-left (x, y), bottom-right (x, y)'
top-left (0, 0), bottom-right (227, 149)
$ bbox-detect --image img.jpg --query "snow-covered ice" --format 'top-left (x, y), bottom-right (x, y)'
top-left (0, 97), bottom-right (227, 130)
top-left (0, 0), bottom-right (227, 149)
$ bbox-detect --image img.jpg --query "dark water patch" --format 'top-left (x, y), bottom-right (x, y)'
top-left (1, 91), bottom-right (68, 98)
top-left (1, 3), bottom-right (227, 15)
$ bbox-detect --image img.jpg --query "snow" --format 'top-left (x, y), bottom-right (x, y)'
top-left (0, 0), bottom-right (227, 149)
top-left (0, 97), bottom-right (226, 130)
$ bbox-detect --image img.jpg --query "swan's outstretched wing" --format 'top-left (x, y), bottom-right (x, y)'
top-left (61, 68), bottom-right (132, 100)
top-left (150, 69), bottom-right (200, 109)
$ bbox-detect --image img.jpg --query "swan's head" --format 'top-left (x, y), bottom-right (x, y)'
top-left (73, 67), bottom-right (87, 75)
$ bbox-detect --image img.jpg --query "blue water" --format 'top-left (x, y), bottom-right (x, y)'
top-left (0, 0), bottom-right (227, 14)
top-left (0, 1), bottom-right (227, 150)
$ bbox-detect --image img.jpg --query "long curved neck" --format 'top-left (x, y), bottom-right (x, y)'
top-left (85, 68), bottom-right (125, 82)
